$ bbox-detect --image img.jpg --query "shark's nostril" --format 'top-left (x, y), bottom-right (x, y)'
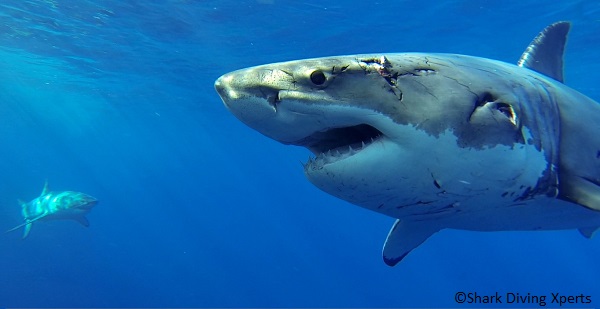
top-left (266, 92), bottom-right (280, 109)
top-left (257, 86), bottom-right (280, 108)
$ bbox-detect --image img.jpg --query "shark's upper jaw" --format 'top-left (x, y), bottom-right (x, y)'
top-left (216, 72), bottom-right (388, 164)
top-left (215, 63), bottom-right (391, 167)
top-left (293, 124), bottom-right (385, 167)
top-left (296, 124), bottom-right (383, 154)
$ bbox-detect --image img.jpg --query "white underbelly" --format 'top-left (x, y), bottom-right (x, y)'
top-left (408, 197), bottom-right (600, 231)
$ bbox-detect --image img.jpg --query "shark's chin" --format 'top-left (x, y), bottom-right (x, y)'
top-left (303, 137), bottom-right (409, 212)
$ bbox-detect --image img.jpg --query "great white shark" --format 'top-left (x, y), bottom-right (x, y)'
top-left (6, 181), bottom-right (98, 239)
top-left (215, 22), bottom-right (600, 265)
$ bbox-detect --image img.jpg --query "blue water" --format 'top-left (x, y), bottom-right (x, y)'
top-left (1, 1), bottom-right (599, 307)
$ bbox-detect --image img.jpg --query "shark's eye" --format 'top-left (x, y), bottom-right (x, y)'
top-left (310, 70), bottom-right (327, 85)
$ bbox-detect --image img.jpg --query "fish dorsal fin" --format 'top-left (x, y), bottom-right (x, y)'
top-left (41, 179), bottom-right (49, 196)
top-left (517, 21), bottom-right (571, 83)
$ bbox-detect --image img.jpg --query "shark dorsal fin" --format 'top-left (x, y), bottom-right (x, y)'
top-left (41, 179), bottom-right (49, 196)
top-left (517, 21), bottom-right (571, 83)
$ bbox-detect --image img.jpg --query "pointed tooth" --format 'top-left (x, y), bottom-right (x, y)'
top-left (335, 150), bottom-right (341, 156)
top-left (361, 141), bottom-right (366, 148)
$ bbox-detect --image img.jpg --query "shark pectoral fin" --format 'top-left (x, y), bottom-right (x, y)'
top-left (74, 216), bottom-right (90, 227)
top-left (559, 173), bottom-right (600, 211)
top-left (22, 223), bottom-right (32, 239)
top-left (578, 227), bottom-right (599, 239)
top-left (382, 219), bottom-right (439, 266)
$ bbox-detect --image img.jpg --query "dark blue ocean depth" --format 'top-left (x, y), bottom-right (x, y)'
top-left (1, 1), bottom-right (599, 307)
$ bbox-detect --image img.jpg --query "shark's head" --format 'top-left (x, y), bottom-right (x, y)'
top-left (215, 53), bottom-right (559, 218)
top-left (64, 192), bottom-right (98, 211)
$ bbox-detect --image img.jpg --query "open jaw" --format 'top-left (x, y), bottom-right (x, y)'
top-left (293, 124), bottom-right (384, 167)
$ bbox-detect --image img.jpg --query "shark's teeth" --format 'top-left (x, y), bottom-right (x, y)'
top-left (305, 135), bottom-right (381, 170)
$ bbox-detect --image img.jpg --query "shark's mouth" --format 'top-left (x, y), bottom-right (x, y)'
top-left (295, 124), bottom-right (384, 166)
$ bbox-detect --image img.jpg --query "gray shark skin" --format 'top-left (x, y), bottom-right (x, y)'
top-left (6, 181), bottom-right (98, 239)
top-left (215, 22), bottom-right (600, 266)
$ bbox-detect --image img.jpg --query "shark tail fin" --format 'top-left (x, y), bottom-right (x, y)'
top-left (517, 21), bottom-right (570, 83)
top-left (382, 219), bottom-right (439, 266)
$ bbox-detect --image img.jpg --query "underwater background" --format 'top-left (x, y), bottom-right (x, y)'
top-left (1, 0), bottom-right (599, 307)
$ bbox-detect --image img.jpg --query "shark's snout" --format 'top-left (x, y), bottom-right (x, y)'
top-left (215, 71), bottom-right (279, 127)
top-left (214, 77), bottom-right (227, 103)
top-left (214, 75), bottom-right (238, 108)
top-left (71, 192), bottom-right (98, 210)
